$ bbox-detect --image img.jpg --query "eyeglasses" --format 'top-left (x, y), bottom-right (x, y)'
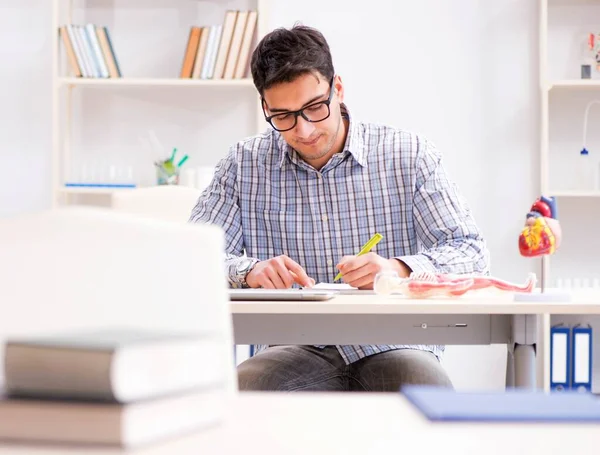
top-left (262, 77), bottom-right (335, 132)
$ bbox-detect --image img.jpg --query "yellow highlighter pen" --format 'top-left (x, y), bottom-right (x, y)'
top-left (333, 233), bottom-right (383, 282)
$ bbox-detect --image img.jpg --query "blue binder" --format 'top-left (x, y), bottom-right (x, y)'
top-left (401, 386), bottom-right (600, 422)
top-left (550, 325), bottom-right (571, 392)
top-left (571, 324), bottom-right (593, 392)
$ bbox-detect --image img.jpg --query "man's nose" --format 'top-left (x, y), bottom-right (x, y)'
top-left (294, 115), bottom-right (316, 138)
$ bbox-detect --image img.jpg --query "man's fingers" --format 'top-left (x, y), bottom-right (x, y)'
top-left (290, 271), bottom-right (315, 288)
top-left (265, 266), bottom-right (287, 289)
top-left (282, 256), bottom-right (312, 286)
top-left (259, 276), bottom-right (276, 289)
top-left (343, 262), bottom-right (375, 286)
top-left (349, 274), bottom-right (375, 290)
top-left (271, 258), bottom-right (295, 288)
top-left (337, 254), bottom-right (370, 276)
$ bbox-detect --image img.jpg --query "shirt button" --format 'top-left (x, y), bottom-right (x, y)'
top-left (327, 259), bottom-right (333, 266)
top-left (322, 214), bottom-right (328, 222)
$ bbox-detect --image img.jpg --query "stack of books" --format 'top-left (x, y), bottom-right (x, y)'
top-left (180, 9), bottom-right (258, 79)
top-left (0, 328), bottom-right (228, 448)
top-left (59, 23), bottom-right (122, 78)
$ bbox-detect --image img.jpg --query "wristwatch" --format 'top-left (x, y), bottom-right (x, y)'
top-left (236, 258), bottom-right (259, 287)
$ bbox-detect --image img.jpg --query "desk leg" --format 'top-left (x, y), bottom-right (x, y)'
top-left (514, 344), bottom-right (536, 389)
top-left (510, 315), bottom-right (538, 390)
top-left (506, 348), bottom-right (515, 388)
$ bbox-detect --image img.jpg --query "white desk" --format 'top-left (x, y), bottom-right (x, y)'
top-left (230, 290), bottom-right (600, 389)
top-left (1, 393), bottom-right (598, 454)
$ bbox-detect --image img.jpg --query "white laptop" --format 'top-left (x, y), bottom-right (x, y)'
top-left (228, 289), bottom-right (338, 301)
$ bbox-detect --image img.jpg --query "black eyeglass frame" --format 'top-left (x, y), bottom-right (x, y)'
top-left (261, 77), bottom-right (335, 132)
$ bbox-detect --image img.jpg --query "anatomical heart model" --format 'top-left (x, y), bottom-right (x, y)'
top-left (518, 195), bottom-right (561, 257)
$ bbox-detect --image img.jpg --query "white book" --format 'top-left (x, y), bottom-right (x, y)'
top-left (206, 25), bottom-right (223, 79)
top-left (65, 24), bottom-right (87, 77)
top-left (0, 388), bottom-right (225, 448)
top-left (70, 25), bottom-right (93, 77)
top-left (5, 328), bottom-right (226, 403)
top-left (212, 10), bottom-right (238, 79)
top-left (223, 10), bottom-right (248, 79)
top-left (76, 25), bottom-right (99, 77)
top-left (85, 23), bottom-right (109, 78)
top-left (234, 11), bottom-right (258, 79)
top-left (200, 26), bottom-right (217, 80)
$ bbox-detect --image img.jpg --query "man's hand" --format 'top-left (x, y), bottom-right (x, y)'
top-left (246, 255), bottom-right (315, 289)
top-left (336, 253), bottom-right (411, 290)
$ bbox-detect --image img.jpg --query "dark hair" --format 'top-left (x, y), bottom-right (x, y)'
top-left (250, 24), bottom-right (335, 96)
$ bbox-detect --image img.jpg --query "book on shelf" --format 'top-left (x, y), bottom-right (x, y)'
top-left (4, 328), bottom-right (226, 403)
top-left (180, 9), bottom-right (258, 80)
top-left (59, 23), bottom-right (121, 78)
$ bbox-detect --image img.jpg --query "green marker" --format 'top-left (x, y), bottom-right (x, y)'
top-left (333, 233), bottom-right (383, 282)
top-left (177, 155), bottom-right (189, 167)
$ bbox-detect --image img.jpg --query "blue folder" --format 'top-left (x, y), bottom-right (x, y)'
top-left (402, 386), bottom-right (600, 422)
top-left (572, 325), bottom-right (593, 392)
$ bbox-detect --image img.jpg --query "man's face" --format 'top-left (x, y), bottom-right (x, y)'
top-left (262, 73), bottom-right (344, 165)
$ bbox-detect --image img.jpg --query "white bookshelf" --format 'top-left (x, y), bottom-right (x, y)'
top-left (540, 0), bottom-right (600, 189)
top-left (539, 0), bottom-right (600, 293)
top-left (548, 190), bottom-right (600, 197)
top-left (549, 80), bottom-right (600, 89)
top-left (51, 0), bottom-right (269, 207)
top-left (58, 77), bottom-right (256, 87)
top-left (58, 186), bottom-right (136, 195)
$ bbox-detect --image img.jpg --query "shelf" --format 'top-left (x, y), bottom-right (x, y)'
top-left (548, 0), bottom-right (600, 5)
top-left (52, 1), bottom-right (266, 209)
top-left (57, 77), bottom-right (255, 88)
top-left (549, 190), bottom-right (600, 197)
top-left (548, 80), bottom-right (600, 90)
top-left (58, 186), bottom-right (137, 195)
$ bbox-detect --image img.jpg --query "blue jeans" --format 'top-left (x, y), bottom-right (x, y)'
top-left (237, 345), bottom-right (453, 392)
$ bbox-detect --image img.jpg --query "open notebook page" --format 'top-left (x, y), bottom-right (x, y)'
top-left (311, 283), bottom-right (378, 294)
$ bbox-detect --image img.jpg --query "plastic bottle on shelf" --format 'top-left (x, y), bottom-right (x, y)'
top-left (577, 148), bottom-right (595, 191)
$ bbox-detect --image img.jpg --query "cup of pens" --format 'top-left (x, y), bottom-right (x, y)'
top-left (155, 148), bottom-right (188, 185)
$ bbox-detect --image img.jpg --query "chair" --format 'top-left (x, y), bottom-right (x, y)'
top-left (111, 185), bottom-right (202, 223)
top-left (0, 207), bottom-right (237, 394)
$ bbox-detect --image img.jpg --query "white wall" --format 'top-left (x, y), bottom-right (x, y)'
top-left (1, 0), bottom-right (53, 217)
top-left (264, 0), bottom-right (541, 391)
top-left (2, 0), bottom-right (551, 390)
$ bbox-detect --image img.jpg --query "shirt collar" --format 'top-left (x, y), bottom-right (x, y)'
top-left (276, 103), bottom-right (367, 169)
top-left (340, 104), bottom-right (367, 167)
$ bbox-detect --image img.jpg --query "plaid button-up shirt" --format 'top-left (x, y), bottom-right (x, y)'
top-left (190, 105), bottom-right (489, 364)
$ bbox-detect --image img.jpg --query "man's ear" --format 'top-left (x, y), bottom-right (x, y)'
top-left (334, 75), bottom-right (344, 103)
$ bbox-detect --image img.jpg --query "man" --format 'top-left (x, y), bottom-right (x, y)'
top-left (190, 25), bottom-right (489, 392)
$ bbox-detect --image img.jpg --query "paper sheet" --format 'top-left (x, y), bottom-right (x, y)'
top-left (312, 283), bottom-right (357, 290)
top-left (311, 282), bottom-right (377, 295)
